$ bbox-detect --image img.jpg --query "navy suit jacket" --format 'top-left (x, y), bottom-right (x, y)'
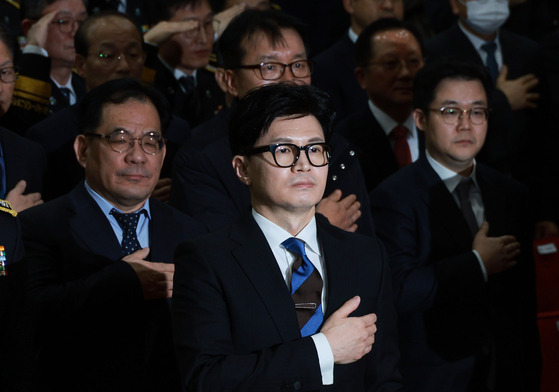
top-left (0, 126), bottom-right (46, 195)
top-left (170, 107), bottom-right (375, 235)
top-left (335, 107), bottom-right (425, 193)
top-left (370, 156), bottom-right (540, 392)
top-left (20, 183), bottom-right (206, 392)
top-left (172, 212), bottom-right (402, 391)
top-left (26, 103), bottom-right (191, 201)
top-left (312, 34), bottom-right (368, 122)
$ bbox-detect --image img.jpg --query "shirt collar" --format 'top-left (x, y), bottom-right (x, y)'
top-left (348, 27), bottom-right (358, 44)
top-left (425, 150), bottom-right (479, 193)
top-left (51, 74), bottom-right (76, 97)
top-left (157, 54), bottom-right (198, 83)
top-left (252, 209), bottom-right (321, 257)
top-left (368, 100), bottom-right (416, 137)
top-left (458, 20), bottom-right (501, 50)
top-left (84, 180), bottom-right (151, 219)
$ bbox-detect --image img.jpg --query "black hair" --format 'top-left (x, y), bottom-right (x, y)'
top-left (75, 11), bottom-right (143, 57)
top-left (77, 78), bottom-right (171, 135)
top-left (0, 23), bottom-right (17, 61)
top-left (229, 83), bottom-right (335, 156)
top-left (21, 0), bottom-right (88, 20)
top-left (355, 17), bottom-right (424, 67)
top-left (217, 9), bottom-right (308, 68)
top-left (151, 0), bottom-right (209, 24)
top-left (413, 57), bottom-right (491, 117)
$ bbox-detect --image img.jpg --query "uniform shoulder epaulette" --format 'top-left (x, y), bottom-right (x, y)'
top-left (0, 199), bottom-right (17, 217)
top-left (4, 0), bottom-right (20, 10)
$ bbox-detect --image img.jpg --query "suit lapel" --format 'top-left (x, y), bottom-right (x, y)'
top-left (68, 183), bottom-right (122, 261)
top-left (477, 165), bottom-right (507, 235)
top-left (229, 214), bottom-right (301, 341)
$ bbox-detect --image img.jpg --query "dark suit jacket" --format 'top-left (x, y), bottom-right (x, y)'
top-left (172, 212), bottom-right (402, 391)
top-left (19, 183), bottom-right (206, 392)
top-left (0, 126), bottom-right (46, 195)
top-left (26, 103), bottom-right (191, 201)
top-left (424, 23), bottom-right (541, 185)
top-left (87, 0), bottom-right (155, 30)
top-left (170, 107), bottom-right (375, 235)
top-left (335, 107), bottom-right (425, 193)
top-left (370, 156), bottom-right (540, 392)
top-left (312, 34), bottom-right (368, 122)
top-left (3, 52), bottom-right (86, 135)
top-left (144, 44), bottom-right (224, 128)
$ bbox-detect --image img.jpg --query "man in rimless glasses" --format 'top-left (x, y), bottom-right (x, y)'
top-left (371, 58), bottom-right (540, 391)
top-left (19, 78), bottom-right (206, 391)
top-left (173, 83), bottom-right (402, 391)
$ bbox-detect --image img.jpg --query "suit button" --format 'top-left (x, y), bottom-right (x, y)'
top-left (293, 381), bottom-right (301, 390)
top-left (349, 150), bottom-right (355, 156)
top-left (331, 175), bottom-right (338, 181)
top-left (340, 163), bottom-right (346, 170)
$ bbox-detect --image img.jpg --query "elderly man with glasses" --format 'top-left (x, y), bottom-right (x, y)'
top-left (19, 78), bottom-right (206, 392)
top-left (370, 58), bottom-right (540, 392)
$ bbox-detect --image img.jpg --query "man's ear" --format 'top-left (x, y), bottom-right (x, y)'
top-left (214, 67), bottom-right (228, 94)
top-left (342, 0), bottom-right (355, 15)
top-left (232, 155), bottom-right (251, 186)
top-left (74, 135), bottom-right (89, 169)
top-left (354, 66), bottom-right (368, 90)
top-left (21, 19), bottom-right (35, 37)
top-left (413, 108), bottom-right (427, 132)
top-left (448, 0), bottom-right (461, 16)
top-left (223, 69), bottom-right (241, 97)
top-left (75, 54), bottom-right (87, 78)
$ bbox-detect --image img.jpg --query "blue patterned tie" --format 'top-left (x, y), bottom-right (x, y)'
top-left (59, 87), bottom-right (72, 104)
top-left (110, 208), bottom-right (144, 256)
top-left (481, 42), bottom-right (498, 84)
top-left (282, 237), bottom-right (323, 337)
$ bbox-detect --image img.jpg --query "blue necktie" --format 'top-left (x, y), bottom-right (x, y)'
top-left (59, 87), bottom-right (72, 105)
top-left (481, 42), bottom-right (498, 84)
top-left (110, 208), bottom-right (144, 256)
top-left (282, 237), bottom-right (323, 337)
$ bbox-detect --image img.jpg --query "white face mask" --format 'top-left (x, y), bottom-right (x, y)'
top-left (460, 0), bottom-right (510, 35)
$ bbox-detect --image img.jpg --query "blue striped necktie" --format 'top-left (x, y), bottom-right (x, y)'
top-left (282, 237), bottom-right (323, 337)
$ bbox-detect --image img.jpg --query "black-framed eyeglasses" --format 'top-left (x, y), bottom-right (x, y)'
top-left (85, 130), bottom-right (166, 155)
top-left (95, 50), bottom-right (144, 67)
top-left (428, 106), bottom-right (491, 125)
top-left (246, 143), bottom-right (331, 168)
top-left (51, 16), bottom-right (86, 33)
top-left (230, 60), bottom-right (314, 80)
top-left (0, 66), bottom-right (18, 84)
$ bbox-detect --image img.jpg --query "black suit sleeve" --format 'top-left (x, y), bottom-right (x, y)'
top-left (172, 240), bottom-right (324, 392)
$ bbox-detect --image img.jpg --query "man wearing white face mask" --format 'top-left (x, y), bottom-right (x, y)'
top-left (424, 0), bottom-right (553, 237)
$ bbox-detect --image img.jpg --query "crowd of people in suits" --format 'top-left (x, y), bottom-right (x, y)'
top-left (1, 0), bottom-right (558, 390)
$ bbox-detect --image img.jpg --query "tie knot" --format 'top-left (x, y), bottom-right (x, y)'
top-left (282, 237), bottom-right (306, 257)
top-left (391, 125), bottom-right (408, 140)
top-left (455, 177), bottom-right (473, 202)
top-left (110, 208), bottom-right (143, 232)
top-left (481, 41), bottom-right (497, 54)
top-left (179, 75), bottom-right (195, 94)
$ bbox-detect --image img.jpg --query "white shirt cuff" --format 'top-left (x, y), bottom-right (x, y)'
top-left (23, 44), bottom-right (48, 57)
top-left (472, 249), bottom-right (488, 281)
top-left (310, 332), bottom-right (334, 385)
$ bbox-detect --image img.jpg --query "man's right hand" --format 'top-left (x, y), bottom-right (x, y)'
top-left (496, 65), bottom-right (539, 111)
top-left (123, 248), bottom-right (175, 299)
top-left (5, 180), bottom-right (43, 212)
top-left (316, 190), bottom-right (361, 232)
top-left (320, 296), bottom-right (377, 364)
top-left (473, 221), bottom-right (520, 275)
top-left (26, 10), bottom-right (58, 48)
top-left (143, 20), bottom-right (199, 46)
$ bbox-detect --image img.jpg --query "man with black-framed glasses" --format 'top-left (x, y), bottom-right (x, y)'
top-left (173, 82), bottom-right (402, 391)
top-left (19, 78), bottom-right (206, 391)
top-left (370, 58), bottom-right (540, 391)
top-left (170, 9), bottom-right (375, 237)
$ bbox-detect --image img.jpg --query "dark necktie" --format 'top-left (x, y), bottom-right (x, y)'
top-left (455, 178), bottom-right (479, 237)
top-left (179, 75), bottom-right (195, 96)
top-left (59, 87), bottom-right (72, 105)
top-left (481, 42), bottom-right (498, 84)
top-left (110, 208), bottom-right (144, 255)
top-left (282, 237), bottom-right (323, 337)
top-left (391, 125), bottom-right (412, 168)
